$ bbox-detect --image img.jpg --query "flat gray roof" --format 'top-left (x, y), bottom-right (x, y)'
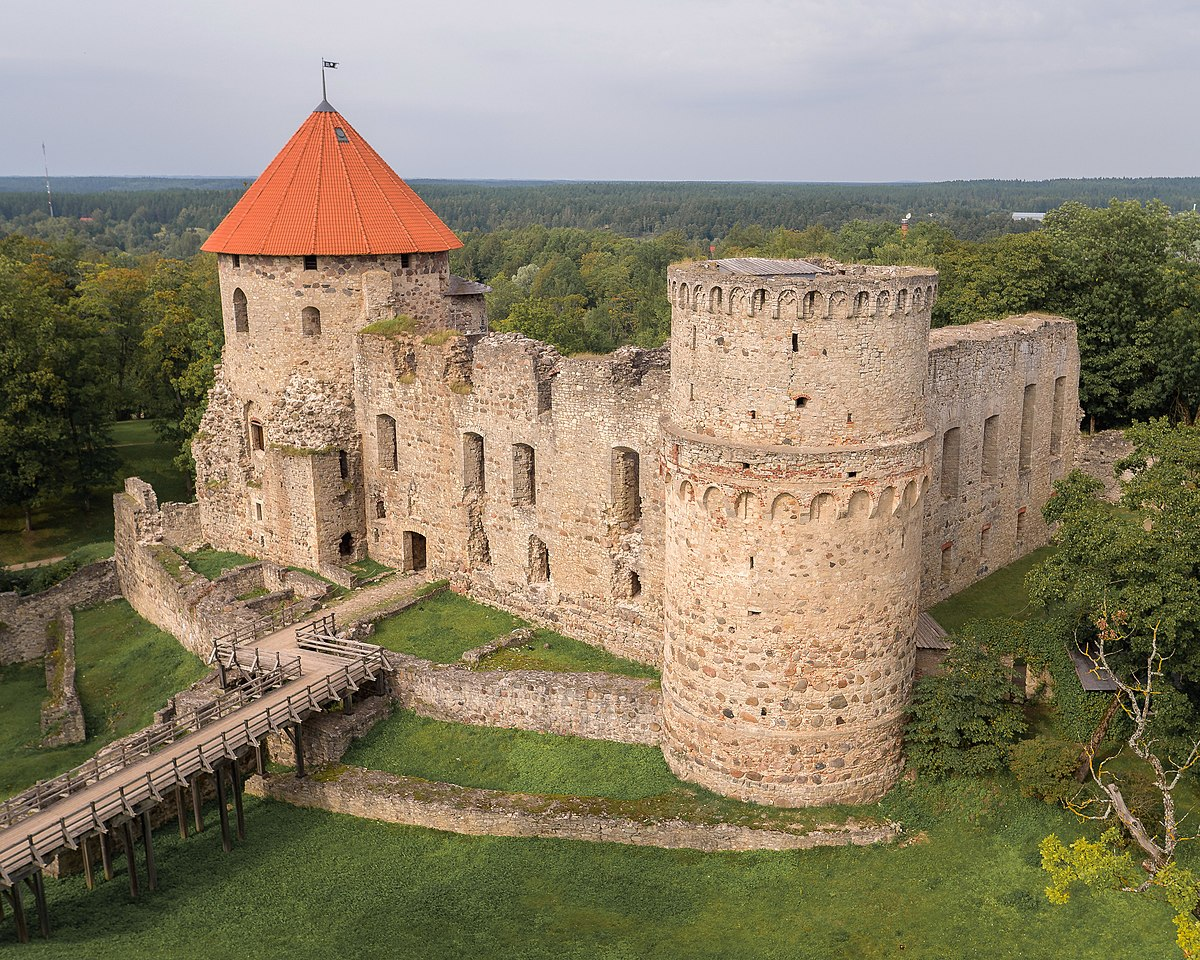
top-left (714, 257), bottom-right (829, 278)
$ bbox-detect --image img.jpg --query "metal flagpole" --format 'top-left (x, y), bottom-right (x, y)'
top-left (322, 59), bottom-right (339, 100)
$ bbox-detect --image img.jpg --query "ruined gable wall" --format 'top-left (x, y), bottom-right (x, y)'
top-left (921, 315), bottom-right (1080, 606)
top-left (355, 331), bottom-right (668, 664)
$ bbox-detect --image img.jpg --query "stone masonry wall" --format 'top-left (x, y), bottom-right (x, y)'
top-left (355, 331), bottom-right (669, 665)
top-left (115, 478), bottom-right (267, 656)
top-left (0, 560), bottom-right (120, 665)
top-left (249, 766), bottom-right (900, 853)
top-left (40, 609), bottom-right (86, 747)
top-left (1073, 428), bottom-right (1134, 503)
top-left (388, 652), bottom-right (663, 745)
top-left (921, 315), bottom-right (1081, 606)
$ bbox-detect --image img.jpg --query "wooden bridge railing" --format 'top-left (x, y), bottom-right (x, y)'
top-left (0, 652), bottom-right (385, 888)
top-left (0, 655), bottom-right (302, 833)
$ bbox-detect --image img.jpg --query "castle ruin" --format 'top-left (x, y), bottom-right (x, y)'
top-left (190, 101), bottom-right (1079, 806)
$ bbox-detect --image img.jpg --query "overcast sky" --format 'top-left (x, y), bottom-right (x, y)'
top-left (2, 0), bottom-right (1198, 182)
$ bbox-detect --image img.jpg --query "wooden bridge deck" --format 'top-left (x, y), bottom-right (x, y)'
top-left (0, 574), bottom-right (423, 940)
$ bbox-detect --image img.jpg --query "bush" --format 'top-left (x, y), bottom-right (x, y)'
top-left (1009, 736), bottom-right (1084, 804)
top-left (905, 638), bottom-right (1027, 779)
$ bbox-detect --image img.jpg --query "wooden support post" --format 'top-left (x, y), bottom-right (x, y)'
top-left (9, 883), bottom-right (28, 944)
top-left (175, 785), bottom-right (188, 839)
top-left (30, 872), bottom-right (49, 939)
top-left (255, 738), bottom-right (268, 778)
top-left (81, 835), bottom-right (95, 890)
top-left (191, 777), bottom-right (204, 833)
top-left (99, 829), bottom-right (114, 882)
top-left (216, 658), bottom-right (227, 690)
top-left (140, 811), bottom-right (158, 892)
top-left (232, 761), bottom-right (246, 842)
top-left (342, 693), bottom-right (354, 715)
top-left (121, 821), bottom-right (139, 899)
top-left (214, 765), bottom-right (232, 854)
top-left (291, 725), bottom-right (305, 779)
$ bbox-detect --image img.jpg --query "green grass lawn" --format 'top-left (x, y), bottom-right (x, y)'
top-left (11, 783), bottom-right (1176, 959)
top-left (182, 548), bottom-right (258, 580)
top-left (370, 591), bottom-right (659, 678)
top-left (0, 599), bottom-right (206, 798)
top-left (930, 545), bottom-right (1057, 634)
top-left (344, 710), bottom-right (682, 802)
top-left (0, 420), bottom-right (191, 567)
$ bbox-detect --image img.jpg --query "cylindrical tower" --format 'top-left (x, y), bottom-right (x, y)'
top-left (660, 259), bottom-right (936, 806)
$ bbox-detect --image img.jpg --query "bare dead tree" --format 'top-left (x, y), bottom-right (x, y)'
top-left (1070, 606), bottom-right (1200, 888)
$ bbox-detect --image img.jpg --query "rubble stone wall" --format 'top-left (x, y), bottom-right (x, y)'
top-left (388, 652), bottom-right (663, 745)
top-left (0, 561), bottom-right (120, 665)
top-left (921, 315), bottom-right (1081, 605)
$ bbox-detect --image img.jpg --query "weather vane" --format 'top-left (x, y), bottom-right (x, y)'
top-left (321, 59), bottom-right (339, 102)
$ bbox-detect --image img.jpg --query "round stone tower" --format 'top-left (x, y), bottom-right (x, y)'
top-left (660, 259), bottom-right (936, 806)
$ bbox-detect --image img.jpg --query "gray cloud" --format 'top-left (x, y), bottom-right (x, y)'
top-left (1, 0), bottom-right (1197, 181)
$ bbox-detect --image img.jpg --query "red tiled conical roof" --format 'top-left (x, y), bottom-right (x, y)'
top-left (202, 101), bottom-right (462, 256)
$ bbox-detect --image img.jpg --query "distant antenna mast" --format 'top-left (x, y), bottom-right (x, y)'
top-left (321, 59), bottom-right (339, 101)
top-left (41, 142), bottom-right (54, 218)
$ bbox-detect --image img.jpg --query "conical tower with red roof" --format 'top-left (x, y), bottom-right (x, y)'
top-left (193, 101), bottom-right (489, 572)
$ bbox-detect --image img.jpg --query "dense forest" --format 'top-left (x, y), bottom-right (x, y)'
top-left (1, 177), bottom-right (1199, 529)
top-left (4, 174), bottom-right (1200, 254)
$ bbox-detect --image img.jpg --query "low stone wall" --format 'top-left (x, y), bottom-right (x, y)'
top-left (270, 695), bottom-right (392, 769)
top-left (40, 610), bottom-right (85, 747)
top-left (0, 560), bottom-right (121, 665)
top-left (388, 652), bottom-right (663, 746)
top-left (248, 766), bottom-right (900, 853)
top-left (114, 478), bottom-right (316, 657)
top-left (1074, 428), bottom-right (1135, 503)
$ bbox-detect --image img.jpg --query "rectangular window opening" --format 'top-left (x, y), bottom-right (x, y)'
top-left (981, 414), bottom-right (1000, 481)
top-left (1019, 384), bottom-right (1036, 471)
top-left (791, 332), bottom-right (799, 352)
top-left (303, 254), bottom-right (318, 271)
top-left (1050, 376), bottom-right (1066, 455)
top-left (941, 426), bottom-right (961, 500)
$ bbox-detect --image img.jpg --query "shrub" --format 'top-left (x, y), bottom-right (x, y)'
top-left (905, 638), bottom-right (1027, 779)
top-left (1009, 736), bottom-right (1083, 804)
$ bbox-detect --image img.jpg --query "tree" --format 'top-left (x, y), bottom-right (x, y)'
top-left (1040, 610), bottom-right (1200, 958)
top-left (0, 253), bottom-right (117, 527)
top-left (904, 637), bottom-right (1027, 779)
top-left (1028, 421), bottom-right (1200, 734)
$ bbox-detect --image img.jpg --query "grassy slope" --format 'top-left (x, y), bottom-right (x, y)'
top-left (15, 790), bottom-right (1174, 960)
top-left (371, 592), bottom-right (658, 678)
top-left (344, 710), bottom-right (683, 801)
top-left (0, 420), bottom-right (190, 566)
top-left (930, 545), bottom-right (1057, 633)
top-left (0, 600), bottom-right (206, 798)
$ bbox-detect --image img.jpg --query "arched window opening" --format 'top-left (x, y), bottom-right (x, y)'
top-left (302, 306), bottom-right (321, 337)
top-left (512, 443), bottom-right (535, 505)
top-left (338, 532), bottom-right (354, 558)
top-left (233, 288), bottom-right (249, 333)
top-left (377, 414), bottom-right (398, 471)
top-left (611, 447), bottom-right (641, 527)
top-left (1019, 384), bottom-right (1037, 471)
top-left (463, 432), bottom-right (484, 494)
top-left (376, 499), bottom-right (387, 519)
top-left (981, 415), bottom-right (1000, 481)
top-left (941, 427), bottom-right (961, 500)
top-left (1050, 377), bottom-right (1066, 455)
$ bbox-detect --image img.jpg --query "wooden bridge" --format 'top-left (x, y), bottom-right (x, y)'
top-left (0, 609), bottom-right (393, 943)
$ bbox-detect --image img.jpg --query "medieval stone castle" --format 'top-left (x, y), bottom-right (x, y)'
top-left (188, 101), bottom-right (1080, 807)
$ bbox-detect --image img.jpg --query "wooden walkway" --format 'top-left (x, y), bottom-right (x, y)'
top-left (0, 574), bottom-right (422, 942)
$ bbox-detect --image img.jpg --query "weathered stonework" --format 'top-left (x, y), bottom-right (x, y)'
top-left (0, 561), bottom-right (120, 666)
top-left (39, 610), bottom-right (86, 747)
top-left (248, 766), bottom-right (900, 853)
top-left (388, 652), bottom-right (663, 746)
top-left (187, 219), bottom-right (1079, 807)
